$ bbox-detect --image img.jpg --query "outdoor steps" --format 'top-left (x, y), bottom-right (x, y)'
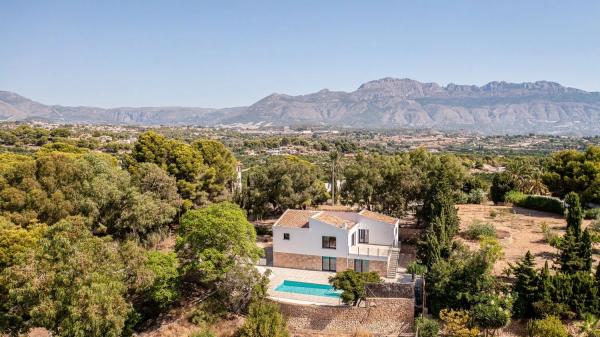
top-left (387, 249), bottom-right (399, 279)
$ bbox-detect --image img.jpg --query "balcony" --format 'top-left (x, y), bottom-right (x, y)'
top-left (349, 243), bottom-right (399, 258)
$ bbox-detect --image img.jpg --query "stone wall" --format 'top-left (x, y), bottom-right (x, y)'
top-left (277, 298), bottom-right (414, 335)
top-left (273, 252), bottom-right (322, 270)
top-left (368, 260), bottom-right (387, 276)
top-left (273, 252), bottom-right (388, 277)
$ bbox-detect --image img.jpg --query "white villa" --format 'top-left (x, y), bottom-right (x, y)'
top-left (272, 209), bottom-right (400, 278)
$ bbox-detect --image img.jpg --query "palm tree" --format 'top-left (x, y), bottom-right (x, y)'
top-left (329, 150), bottom-right (340, 204)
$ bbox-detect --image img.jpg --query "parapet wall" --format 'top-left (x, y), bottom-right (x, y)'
top-left (277, 298), bottom-right (414, 335)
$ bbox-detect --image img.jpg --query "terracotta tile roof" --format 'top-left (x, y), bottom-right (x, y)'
top-left (358, 209), bottom-right (398, 225)
top-left (313, 212), bottom-right (358, 229)
top-left (274, 209), bottom-right (397, 229)
top-left (273, 209), bottom-right (319, 228)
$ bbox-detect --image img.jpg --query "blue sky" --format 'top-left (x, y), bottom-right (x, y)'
top-left (1, 1), bottom-right (599, 108)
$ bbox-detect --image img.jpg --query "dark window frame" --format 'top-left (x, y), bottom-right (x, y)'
top-left (358, 229), bottom-right (369, 244)
top-left (283, 233), bottom-right (290, 240)
top-left (354, 259), bottom-right (369, 273)
top-left (322, 256), bottom-right (337, 271)
top-left (322, 236), bottom-right (337, 249)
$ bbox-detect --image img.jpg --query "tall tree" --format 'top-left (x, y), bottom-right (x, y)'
top-left (0, 218), bottom-right (132, 337)
top-left (558, 192), bottom-right (591, 274)
top-left (510, 251), bottom-right (540, 318)
top-left (176, 202), bottom-right (262, 283)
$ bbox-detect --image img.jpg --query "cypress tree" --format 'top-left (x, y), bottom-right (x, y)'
top-left (511, 251), bottom-right (539, 318)
top-left (565, 192), bottom-right (583, 237)
top-left (581, 229), bottom-right (593, 273)
top-left (559, 192), bottom-right (589, 274)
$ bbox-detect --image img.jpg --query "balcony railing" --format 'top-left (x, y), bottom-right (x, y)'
top-left (349, 243), bottom-right (399, 258)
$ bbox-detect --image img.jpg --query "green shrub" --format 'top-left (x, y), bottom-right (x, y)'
top-left (190, 331), bottom-right (215, 337)
top-left (237, 301), bottom-right (289, 337)
top-left (329, 270), bottom-right (382, 305)
top-left (585, 208), bottom-right (600, 220)
top-left (467, 188), bottom-right (487, 204)
top-left (540, 222), bottom-right (562, 248)
top-left (504, 190), bottom-right (527, 204)
top-left (505, 191), bottom-right (565, 215)
top-left (406, 261), bottom-right (427, 277)
top-left (414, 316), bottom-right (439, 337)
top-left (518, 195), bottom-right (565, 214)
top-left (526, 316), bottom-right (568, 337)
top-left (491, 173), bottom-right (517, 204)
top-left (464, 221), bottom-right (496, 240)
top-left (190, 298), bottom-right (227, 325)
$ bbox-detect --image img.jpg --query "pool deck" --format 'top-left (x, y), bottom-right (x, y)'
top-left (256, 266), bottom-right (414, 305)
top-left (256, 266), bottom-right (343, 305)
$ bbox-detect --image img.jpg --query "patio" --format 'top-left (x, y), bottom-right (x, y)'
top-left (256, 266), bottom-right (343, 305)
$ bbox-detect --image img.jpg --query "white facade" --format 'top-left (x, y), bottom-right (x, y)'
top-left (272, 210), bottom-right (399, 264)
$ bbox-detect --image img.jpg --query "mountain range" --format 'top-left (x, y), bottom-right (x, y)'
top-left (2, 78), bottom-right (600, 135)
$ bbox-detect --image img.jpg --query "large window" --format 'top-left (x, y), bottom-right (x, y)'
top-left (322, 236), bottom-right (337, 249)
top-left (322, 256), bottom-right (337, 271)
top-left (354, 259), bottom-right (369, 273)
top-left (358, 229), bottom-right (369, 244)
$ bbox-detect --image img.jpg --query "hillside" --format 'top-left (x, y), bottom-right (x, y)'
top-left (2, 78), bottom-right (600, 134)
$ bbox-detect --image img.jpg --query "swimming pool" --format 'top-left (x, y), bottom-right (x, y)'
top-left (274, 280), bottom-right (342, 298)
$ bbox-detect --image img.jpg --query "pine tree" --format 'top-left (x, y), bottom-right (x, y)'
top-left (595, 262), bottom-right (600, 287)
top-left (511, 251), bottom-right (540, 318)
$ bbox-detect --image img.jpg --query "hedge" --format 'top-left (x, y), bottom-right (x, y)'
top-left (504, 191), bottom-right (565, 215)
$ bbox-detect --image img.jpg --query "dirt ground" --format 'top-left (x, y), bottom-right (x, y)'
top-left (457, 203), bottom-right (593, 275)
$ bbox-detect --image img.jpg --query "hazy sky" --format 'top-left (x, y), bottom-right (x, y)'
top-left (1, 1), bottom-right (599, 108)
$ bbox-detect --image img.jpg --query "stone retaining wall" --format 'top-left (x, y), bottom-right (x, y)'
top-left (278, 298), bottom-right (414, 335)
top-left (273, 252), bottom-right (388, 277)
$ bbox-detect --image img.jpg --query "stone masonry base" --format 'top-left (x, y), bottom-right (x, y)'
top-left (273, 251), bottom-right (388, 277)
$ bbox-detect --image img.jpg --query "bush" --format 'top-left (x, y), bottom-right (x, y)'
top-left (504, 190), bottom-right (527, 204)
top-left (526, 316), bottom-right (568, 337)
top-left (505, 191), bottom-right (565, 215)
top-left (190, 331), bottom-right (215, 337)
top-left (415, 316), bottom-right (439, 337)
top-left (585, 208), bottom-right (600, 220)
top-left (329, 270), bottom-right (382, 305)
top-left (439, 309), bottom-right (479, 337)
top-left (467, 189), bottom-right (487, 204)
top-left (407, 261), bottom-right (427, 277)
top-left (490, 173), bottom-right (517, 204)
top-left (517, 195), bottom-right (565, 215)
top-left (464, 221), bottom-right (496, 240)
top-left (541, 222), bottom-right (562, 247)
top-left (237, 301), bottom-right (289, 337)
top-left (190, 298), bottom-right (228, 325)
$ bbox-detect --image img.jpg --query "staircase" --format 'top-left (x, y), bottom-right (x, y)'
top-left (387, 248), bottom-right (400, 279)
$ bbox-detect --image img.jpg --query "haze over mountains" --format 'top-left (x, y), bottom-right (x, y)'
top-left (2, 78), bottom-right (600, 135)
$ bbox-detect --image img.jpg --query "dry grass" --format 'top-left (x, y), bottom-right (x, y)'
top-left (457, 203), bottom-right (593, 274)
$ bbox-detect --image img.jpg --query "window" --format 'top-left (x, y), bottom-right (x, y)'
top-left (359, 229), bottom-right (369, 244)
top-left (322, 236), bottom-right (336, 249)
top-left (351, 232), bottom-right (356, 246)
top-left (354, 259), bottom-right (369, 273)
top-left (322, 256), bottom-right (337, 271)
top-left (283, 233), bottom-right (290, 240)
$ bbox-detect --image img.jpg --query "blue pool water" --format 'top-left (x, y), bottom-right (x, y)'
top-left (274, 280), bottom-right (342, 298)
